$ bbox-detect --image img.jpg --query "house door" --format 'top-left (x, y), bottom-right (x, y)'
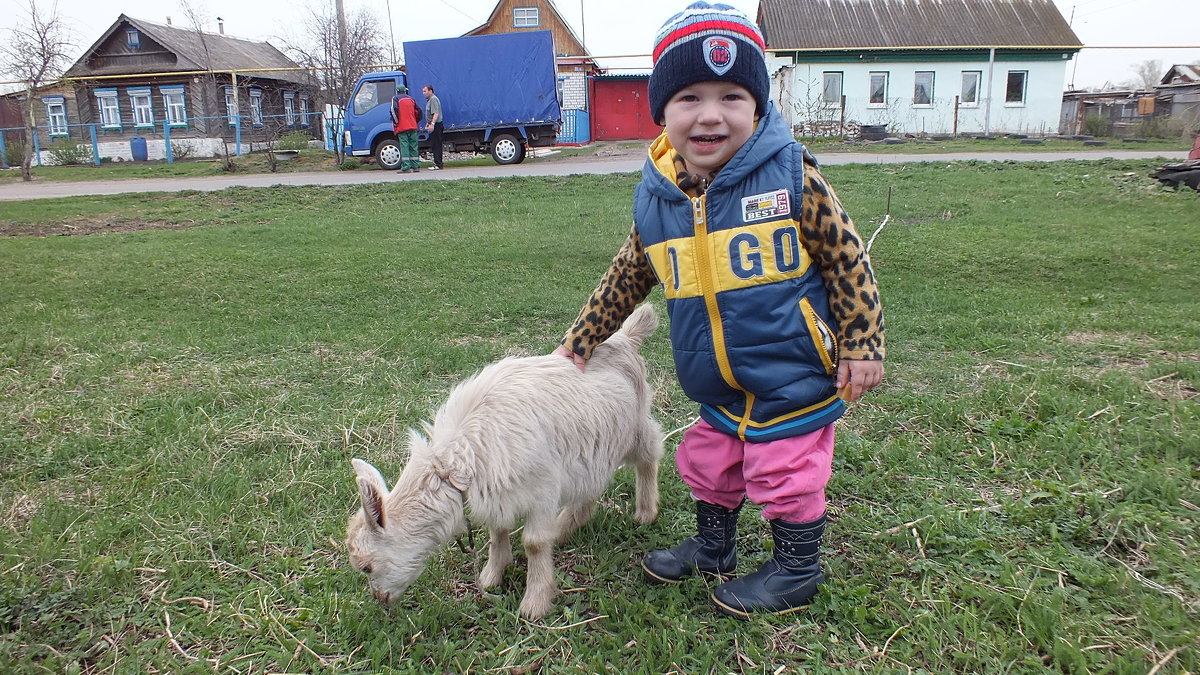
top-left (590, 78), bottom-right (661, 140)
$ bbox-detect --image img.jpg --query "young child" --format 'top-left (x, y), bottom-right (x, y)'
top-left (553, 1), bottom-right (885, 619)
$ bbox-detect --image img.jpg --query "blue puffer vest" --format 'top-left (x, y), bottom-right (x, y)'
top-left (634, 103), bottom-right (844, 442)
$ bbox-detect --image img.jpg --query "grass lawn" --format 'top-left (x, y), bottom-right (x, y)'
top-left (1, 134), bottom-right (1190, 185)
top-left (0, 159), bottom-right (1197, 673)
top-left (804, 135), bottom-right (1189, 154)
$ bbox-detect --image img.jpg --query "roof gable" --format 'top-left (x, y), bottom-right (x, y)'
top-left (758, 0), bottom-right (1082, 51)
top-left (464, 0), bottom-right (589, 57)
top-left (64, 14), bottom-right (306, 82)
top-left (1159, 64), bottom-right (1200, 85)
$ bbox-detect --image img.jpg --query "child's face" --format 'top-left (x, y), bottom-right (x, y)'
top-left (663, 81), bottom-right (757, 177)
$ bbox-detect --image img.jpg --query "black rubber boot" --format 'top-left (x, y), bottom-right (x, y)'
top-left (642, 500), bottom-right (741, 584)
top-left (711, 514), bottom-right (825, 619)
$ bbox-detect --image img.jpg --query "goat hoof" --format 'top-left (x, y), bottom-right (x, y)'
top-left (519, 596), bottom-right (552, 620)
top-left (634, 508), bottom-right (658, 525)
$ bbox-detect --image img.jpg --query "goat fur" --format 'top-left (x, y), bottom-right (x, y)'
top-left (346, 304), bottom-right (663, 620)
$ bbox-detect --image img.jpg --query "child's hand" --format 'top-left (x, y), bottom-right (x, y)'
top-left (552, 345), bottom-right (588, 372)
top-left (836, 359), bottom-right (884, 402)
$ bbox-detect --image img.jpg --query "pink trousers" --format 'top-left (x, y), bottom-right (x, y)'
top-left (675, 419), bottom-right (835, 522)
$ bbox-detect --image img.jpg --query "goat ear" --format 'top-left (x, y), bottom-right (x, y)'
top-left (406, 427), bottom-right (431, 459)
top-left (351, 458), bottom-right (388, 530)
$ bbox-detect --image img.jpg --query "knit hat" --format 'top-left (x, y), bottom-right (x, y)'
top-left (648, 1), bottom-right (769, 125)
top-left (397, 85), bottom-right (408, 94)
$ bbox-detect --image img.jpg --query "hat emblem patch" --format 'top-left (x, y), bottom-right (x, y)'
top-left (703, 36), bottom-right (736, 76)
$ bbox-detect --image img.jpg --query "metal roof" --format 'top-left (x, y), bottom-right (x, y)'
top-left (64, 14), bottom-right (309, 84)
top-left (758, 0), bottom-right (1083, 51)
top-left (1160, 64), bottom-right (1200, 85)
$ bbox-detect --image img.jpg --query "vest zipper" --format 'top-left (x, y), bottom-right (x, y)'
top-left (691, 195), bottom-right (753, 439)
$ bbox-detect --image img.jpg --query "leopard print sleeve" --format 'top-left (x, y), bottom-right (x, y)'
top-left (798, 160), bottom-right (886, 361)
top-left (560, 224), bottom-right (658, 360)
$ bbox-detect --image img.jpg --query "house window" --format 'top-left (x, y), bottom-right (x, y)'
top-left (161, 86), bottom-right (187, 126)
top-left (283, 91), bottom-right (296, 125)
top-left (913, 71), bottom-right (934, 106)
top-left (249, 88), bottom-right (264, 126)
top-left (513, 7), bottom-right (539, 27)
top-left (1005, 70), bottom-right (1027, 105)
top-left (868, 72), bottom-right (888, 105)
top-left (299, 94), bottom-right (310, 127)
top-left (128, 88), bottom-right (154, 127)
top-left (224, 86), bottom-right (237, 125)
top-left (960, 71), bottom-right (981, 106)
top-left (822, 72), bottom-right (843, 104)
top-left (127, 29), bottom-right (140, 49)
top-left (44, 97), bottom-right (68, 136)
top-left (95, 88), bottom-right (121, 128)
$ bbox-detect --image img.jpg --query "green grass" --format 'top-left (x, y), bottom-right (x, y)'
top-left (1, 161), bottom-right (1197, 673)
top-left (3, 135), bottom-right (1188, 185)
top-left (805, 134), bottom-right (1189, 154)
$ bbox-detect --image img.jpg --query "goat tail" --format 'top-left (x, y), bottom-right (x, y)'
top-left (616, 303), bottom-right (658, 346)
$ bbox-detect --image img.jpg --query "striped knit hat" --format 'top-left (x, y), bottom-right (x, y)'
top-left (648, 1), bottom-right (769, 125)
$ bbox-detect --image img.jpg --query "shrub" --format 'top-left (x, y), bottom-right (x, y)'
top-left (339, 159), bottom-right (361, 170)
top-left (3, 134), bottom-right (26, 166)
top-left (1082, 114), bottom-right (1110, 137)
top-left (170, 140), bottom-right (195, 160)
top-left (277, 131), bottom-right (311, 151)
top-left (47, 138), bottom-right (92, 165)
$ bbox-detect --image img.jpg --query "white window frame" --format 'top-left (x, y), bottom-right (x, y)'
top-left (868, 72), bottom-right (888, 106)
top-left (1005, 70), bottom-right (1028, 106)
top-left (299, 94), bottom-right (310, 127)
top-left (513, 7), bottom-right (539, 27)
top-left (283, 90), bottom-right (296, 125)
top-left (129, 88), bottom-right (154, 127)
top-left (822, 72), bottom-right (843, 105)
top-left (44, 97), bottom-right (68, 136)
top-left (161, 86), bottom-right (187, 127)
top-left (127, 29), bottom-right (140, 48)
top-left (224, 86), bottom-right (237, 125)
top-left (249, 88), bottom-right (264, 127)
top-left (913, 71), bottom-right (934, 107)
top-left (960, 70), bottom-right (981, 107)
top-left (96, 88), bottom-right (121, 128)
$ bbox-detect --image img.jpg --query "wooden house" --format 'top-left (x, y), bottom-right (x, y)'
top-left (44, 14), bottom-right (317, 160)
top-left (759, 0), bottom-right (1082, 137)
top-left (463, 0), bottom-right (599, 116)
top-left (1156, 64), bottom-right (1200, 131)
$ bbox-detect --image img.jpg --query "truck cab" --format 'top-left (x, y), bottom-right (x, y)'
top-left (343, 71), bottom-right (411, 171)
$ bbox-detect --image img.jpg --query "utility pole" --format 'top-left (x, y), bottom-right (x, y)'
top-left (385, 0), bottom-right (397, 65)
top-left (335, 0), bottom-right (349, 93)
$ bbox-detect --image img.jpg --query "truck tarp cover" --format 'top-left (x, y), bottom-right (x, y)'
top-left (405, 31), bottom-right (562, 130)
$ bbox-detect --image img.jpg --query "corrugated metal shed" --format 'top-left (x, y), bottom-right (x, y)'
top-left (64, 14), bottom-right (307, 84)
top-left (758, 0), bottom-right (1082, 51)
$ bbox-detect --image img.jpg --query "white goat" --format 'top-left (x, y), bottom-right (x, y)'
top-left (346, 304), bottom-right (663, 620)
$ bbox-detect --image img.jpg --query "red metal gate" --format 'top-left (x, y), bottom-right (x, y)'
top-left (590, 77), bottom-right (661, 141)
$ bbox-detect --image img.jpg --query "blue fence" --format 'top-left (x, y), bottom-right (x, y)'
top-left (0, 111), bottom-right (320, 169)
top-left (557, 109), bottom-right (590, 145)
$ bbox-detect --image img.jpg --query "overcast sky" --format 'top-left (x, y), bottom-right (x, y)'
top-left (2, 0), bottom-right (1197, 90)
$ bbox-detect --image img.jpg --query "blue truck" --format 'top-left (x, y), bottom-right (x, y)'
top-left (343, 31), bottom-right (562, 168)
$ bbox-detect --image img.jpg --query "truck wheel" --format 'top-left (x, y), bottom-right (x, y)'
top-left (375, 138), bottom-right (402, 170)
top-left (490, 134), bottom-right (526, 165)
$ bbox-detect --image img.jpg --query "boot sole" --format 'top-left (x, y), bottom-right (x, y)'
top-left (710, 594), bottom-right (810, 620)
top-left (642, 562), bottom-right (735, 586)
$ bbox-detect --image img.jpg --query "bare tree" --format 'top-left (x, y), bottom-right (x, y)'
top-left (279, 1), bottom-right (388, 163)
top-left (1130, 59), bottom-right (1163, 91)
top-left (0, 0), bottom-right (74, 181)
